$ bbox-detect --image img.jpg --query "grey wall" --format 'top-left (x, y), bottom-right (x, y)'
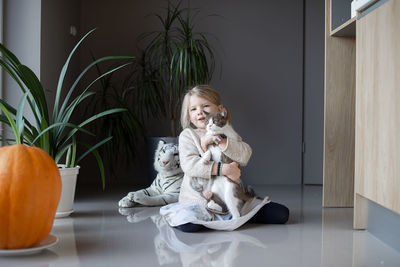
top-left (79, 0), bottom-right (306, 186)
top-left (0, 0), bottom-right (325, 189)
top-left (41, 0), bottom-right (81, 114)
top-left (194, 0), bottom-right (305, 185)
top-left (303, 0), bottom-right (325, 184)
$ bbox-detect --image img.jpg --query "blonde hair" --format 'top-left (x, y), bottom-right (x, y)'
top-left (180, 85), bottom-right (231, 129)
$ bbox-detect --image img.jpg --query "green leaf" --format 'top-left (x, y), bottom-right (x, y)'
top-left (0, 43), bottom-right (21, 66)
top-left (71, 136), bottom-right (77, 167)
top-left (0, 59), bottom-right (41, 127)
top-left (32, 122), bottom-right (94, 145)
top-left (57, 56), bottom-right (133, 122)
top-left (54, 91), bottom-right (95, 142)
top-left (0, 102), bottom-right (20, 144)
top-left (57, 62), bottom-right (131, 125)
top-left (79, 141), bottom-right (109, 190)
top-left (53, 28), bottom-right (97, 123)
top-left (18, 65), bottom-right (49, 123)
top-left (76, 136), bottom-right (113, 164)
top-left (55, 143), bottom-right (72, 164)
top-left (16, 92), bottom-right (29, 139)
top-left (81, 108), bottom-right (127, 128)
top-left (65, 144), bottom-right (72, 168)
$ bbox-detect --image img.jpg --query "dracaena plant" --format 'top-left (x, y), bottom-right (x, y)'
top-left (136, 0), bottom-right (217, 136)
top-left (82, 57), bottom-right (144, 176)
top-left (0, 29), bottom-right (132, 189)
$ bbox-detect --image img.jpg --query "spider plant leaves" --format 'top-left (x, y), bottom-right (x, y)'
top-left (0, 42), bottom-right (21, 67)
top-left (0, 51), bottom-right (42, 128)
top-left (53, 28), bottom-right (96, 123)
top-left (17, 65), bottom-right (49, 123)
top-left (0, 99), bottom-right (36, 144)
top-left (0, 29), bottom-right (133, 188)
top-left (80, 141), bottom-right (107, 190)
top-left (65, 136), bottom-right (77, 168)
top-left (16, 92), bottom-right (29, 139)
top-left (56, 108), bottom-right (126, 155)
top-left (31, 122), bottom-right (94, 145)
top-left (57, 56), bottom-right (133, 123)
top-left (0, 101), bottom-right (20, 144)
top-left (76, 136), bottom-right (112, 165)
top-left (55, 91), bottom-right (96, 140)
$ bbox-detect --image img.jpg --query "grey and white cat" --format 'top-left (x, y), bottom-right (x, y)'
top-left (190, 109), bottom-right (255, 219)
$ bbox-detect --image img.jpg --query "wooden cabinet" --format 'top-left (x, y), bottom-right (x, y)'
top-left (354, 0), bottom-right (400, 229)
top-left (323, 0), bottom-right (356, 207)
top-left (324, 0), bottom-right (400, 228)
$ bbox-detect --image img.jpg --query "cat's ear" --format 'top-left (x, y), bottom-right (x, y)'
top-left (221, 108), bottom-right (227, 118)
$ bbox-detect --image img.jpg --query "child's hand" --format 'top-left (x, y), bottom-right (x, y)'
top-left (222, 162), bottom-right (241, 184)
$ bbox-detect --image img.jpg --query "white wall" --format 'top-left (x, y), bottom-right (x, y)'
top-left (2, 0), bottom-right (41, 127)
top-left (1, 0), bottom-right (80, 143)
top-left (0, 0), bottom-right (4, 142)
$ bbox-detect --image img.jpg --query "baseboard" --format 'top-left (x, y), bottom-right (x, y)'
top-left (367, 199), bottom-right (400, 253)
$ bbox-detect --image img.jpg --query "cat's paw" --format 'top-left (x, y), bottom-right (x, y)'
top-left (203, 190), bottom-right (213, 199)
top-left (230, 210), bottom-right (241, 220)
top-left (126, 213), bottom-right (144, 223)
top-left (118, 196), bottom-right (136, 208)
top-left (127, 192), bottom-right (136, 201)
top-left (118, 207), bottom-right (134, 216)
top-left (132, 191), bottom-right (149, 205)
top-left (119, 209), bottom-right (147, 223)
top-left (202, 150), bottom-right (212, 162)
top-left (207, 200), bottom-right (223, 213)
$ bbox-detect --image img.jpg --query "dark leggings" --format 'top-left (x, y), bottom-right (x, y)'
top-left (175, 201), bottom-right (289, 233)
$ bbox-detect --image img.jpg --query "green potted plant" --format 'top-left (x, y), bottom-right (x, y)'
top-left (0, 29), bottom-right (132, 217)
top-left (135, 1), bottom-right (218, 180)
top-left (137, 0), bottom-right (217, 136)
top-left (82, 57), bottom-right (144, 178)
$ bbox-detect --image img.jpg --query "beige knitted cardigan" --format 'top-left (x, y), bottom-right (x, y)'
top-left (178, 127), bottom-right (253, 207)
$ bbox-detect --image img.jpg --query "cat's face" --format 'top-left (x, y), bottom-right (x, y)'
top-left (205, 110), bottom-right (228, 133)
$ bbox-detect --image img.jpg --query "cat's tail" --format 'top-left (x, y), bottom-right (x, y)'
top-left (246, 185), bottom-right (256, 198)
top-left (240, 182), bottom-right (256, 198)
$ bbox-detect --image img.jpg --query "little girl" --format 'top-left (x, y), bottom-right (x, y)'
top-left (160, 85), bottom-right (289, 232)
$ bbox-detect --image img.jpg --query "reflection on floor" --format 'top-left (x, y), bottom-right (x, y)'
top-left (1, 185), bottom-right (400, 266)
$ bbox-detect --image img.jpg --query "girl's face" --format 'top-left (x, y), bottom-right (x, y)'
top-left (189, 95), bottom-right (222, 130)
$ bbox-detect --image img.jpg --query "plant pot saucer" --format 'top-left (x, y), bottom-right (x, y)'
top-left (55, 209), bottom-right (74, 218)
top-left (0, 235), bottom-right (58, 256)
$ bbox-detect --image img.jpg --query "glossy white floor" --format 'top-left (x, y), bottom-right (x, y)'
top-left (1, 185), bottom-right (400, 267)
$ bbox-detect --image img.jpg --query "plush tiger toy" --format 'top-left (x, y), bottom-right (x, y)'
top-left (118, 140), bottom-right (184, 207)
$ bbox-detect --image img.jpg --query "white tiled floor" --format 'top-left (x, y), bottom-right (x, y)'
top-left (1, 185), bottom-right (400, 266)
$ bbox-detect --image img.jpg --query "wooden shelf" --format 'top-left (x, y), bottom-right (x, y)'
top-left (323, 0), bottom-right (356, 207)
top-left (331, 17), bottom-right (356, 37)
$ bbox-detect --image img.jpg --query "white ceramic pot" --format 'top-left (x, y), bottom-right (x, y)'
top-left (56, 165), bottom-right (80, 218)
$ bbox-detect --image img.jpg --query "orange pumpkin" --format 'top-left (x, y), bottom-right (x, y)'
top-left (0, 144), bottom-right (61, 249)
